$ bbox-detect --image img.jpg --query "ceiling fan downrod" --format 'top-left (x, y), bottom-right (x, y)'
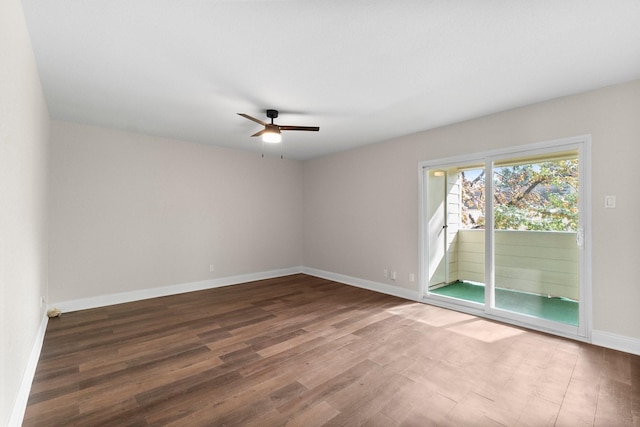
top-left (266, 109), bottom-right (279, 123)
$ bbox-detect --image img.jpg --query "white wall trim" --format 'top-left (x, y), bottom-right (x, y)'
top-left (301, 267), bottom-right (421, 301)
top-left (9, 313), bottom-right (49, 427)
top-left (52, 267), bottom-right (303, 313)
top-left (418, 134), bottom-right (591, 170)
top-left (418, 135), bottom-right (593, 340)
top-left (592, 330), bottom-right (640, 356)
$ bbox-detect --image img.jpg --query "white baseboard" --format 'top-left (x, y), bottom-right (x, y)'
top-left (301, 267), bottom-right (420, 301)
top-left (592, 330), bottom-right (640, 356)
top-left (9, 312), bottom-right (48, 427)
top-left (52, 267), bottom-right (303, 313)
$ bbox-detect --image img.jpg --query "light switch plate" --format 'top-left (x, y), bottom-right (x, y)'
top-left (605, 195), bottom-right (616, 208)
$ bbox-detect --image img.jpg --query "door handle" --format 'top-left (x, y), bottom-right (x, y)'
top-left (576, 228), bottom-right (584, 248)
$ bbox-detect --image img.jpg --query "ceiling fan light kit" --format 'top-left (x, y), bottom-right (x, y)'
top-left (262, 132), bottom-right (282, 143)
top-left (260, 110), bottom-right (282, 143)
top-left (237, 109), bottom-right (319, 144)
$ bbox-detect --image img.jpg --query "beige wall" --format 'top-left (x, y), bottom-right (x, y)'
top-left (49, 121), bottom-right (303, 303)
top-left (0, 0), bottom-right (50, 423)
top-left (303, 79), bottom-right (640, 340)
top-left (303, 139), bottom-right (422, 291)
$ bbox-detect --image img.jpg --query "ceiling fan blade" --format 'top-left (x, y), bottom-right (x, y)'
top-left (238, 113), bottom-right (267, 126)
top-left (279, 125), bottom-right (320, 132)
top-left (251, 128), bottom-right (267, 137)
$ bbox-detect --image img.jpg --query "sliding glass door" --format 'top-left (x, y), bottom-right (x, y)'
top-left (490, 152), bottom-right (580, 327)
top-left (426, 164), bottom-right (486, 306)
top-left (426, 169), bottom-right (448, 288)
top-left (421, 137), bottom-right (589, 338)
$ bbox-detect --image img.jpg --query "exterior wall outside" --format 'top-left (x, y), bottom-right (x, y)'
top-left (446, 170), bottom-right (462, 282)
top-left (456, 229), bottom-right (579, 300)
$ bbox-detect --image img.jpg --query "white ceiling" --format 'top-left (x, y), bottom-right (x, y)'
top-left (21, 0), bottom-right (640, 160)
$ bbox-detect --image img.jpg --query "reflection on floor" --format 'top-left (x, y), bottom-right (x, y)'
top-left (430, 281), bottom-right (578, 326)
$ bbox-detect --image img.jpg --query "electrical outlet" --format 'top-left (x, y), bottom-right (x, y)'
top-left (209, 264), bottom-right (215, 272)
top-left (390, 270), bottom-right (397, 280)
top-left (409, 273), bottom-right (415, 282)
top-left (383, 269), bottom-right (389, 278)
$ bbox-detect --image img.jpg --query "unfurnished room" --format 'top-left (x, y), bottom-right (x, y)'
top-left (2, 1), bottom-right (640, 425)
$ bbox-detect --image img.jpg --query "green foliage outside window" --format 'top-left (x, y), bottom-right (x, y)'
top-left (461, 159), bottom-right (578, 231)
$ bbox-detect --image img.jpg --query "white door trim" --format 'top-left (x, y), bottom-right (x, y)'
top-left (419, 135), bottom-right (592, 341)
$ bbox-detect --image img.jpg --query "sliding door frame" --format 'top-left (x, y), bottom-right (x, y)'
top-left (418, 135), bottom-right (592, 341)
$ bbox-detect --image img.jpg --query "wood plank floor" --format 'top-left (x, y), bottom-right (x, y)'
top-left (24, 274), bottom-right (640, 426)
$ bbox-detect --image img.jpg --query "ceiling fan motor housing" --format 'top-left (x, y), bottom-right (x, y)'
top-left (266, 109), bottom-right (279, 120)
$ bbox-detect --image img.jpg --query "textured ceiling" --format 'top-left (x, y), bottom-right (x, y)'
top-left (21, 0), bottom-right (640, 159)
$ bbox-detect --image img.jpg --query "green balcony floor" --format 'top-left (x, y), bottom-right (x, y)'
top-left (430, 281), bottom-right (578, 326)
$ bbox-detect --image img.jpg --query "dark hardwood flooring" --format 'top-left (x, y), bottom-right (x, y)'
top-left (24, 274), bottom-right (640, 426)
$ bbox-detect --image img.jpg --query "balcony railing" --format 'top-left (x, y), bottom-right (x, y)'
top-left (448, 229), bottom-right (579, 301)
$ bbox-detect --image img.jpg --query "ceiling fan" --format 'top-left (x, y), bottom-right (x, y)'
top-left (237, 109), bottom-right (319, 143)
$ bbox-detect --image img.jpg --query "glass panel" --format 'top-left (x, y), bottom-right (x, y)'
top-left (492, 155), bottom-right (580, 325)
top-left (426, 169), bottom-right (447, 288)
top-left (429, 166), bottom-right (486, 304)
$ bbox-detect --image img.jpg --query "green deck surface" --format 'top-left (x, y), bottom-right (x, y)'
top-left (430, 281), bottom-right (578, 326)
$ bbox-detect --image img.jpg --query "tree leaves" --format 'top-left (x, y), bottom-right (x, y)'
top-left (460, 159), bottom-right (578, 231)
